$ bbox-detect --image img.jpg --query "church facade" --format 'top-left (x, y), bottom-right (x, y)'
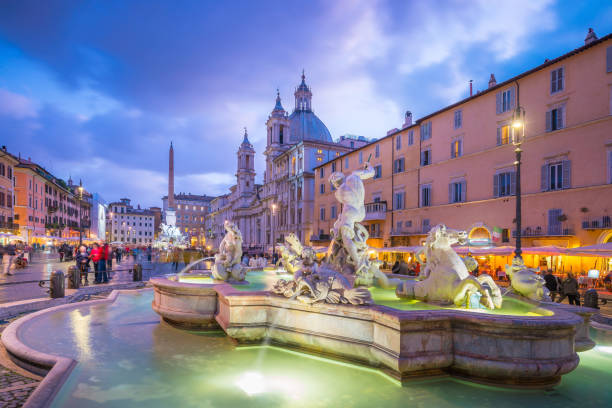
top-left (205, 73), bottom-right (368, 251)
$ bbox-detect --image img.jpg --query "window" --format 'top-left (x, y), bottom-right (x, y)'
top-left (422, 219), bottom-right (431, 233)
top-left (420, 122), bottom-right (432, 141)
top-left (359, 151), bottom-right (363, 164)
top-left (608, 46), bottom-right (612, 73)
top-left (451, 139), bottom-right (462, 158)
top-left (496, 87), bottom-right (515, 114)
top-left (320, 207), bottom-right (325, 221)
top-left (331, 205), bottom-right (337, 219)
top-left (396, 135), bottom-right (401, 150)
top-left (279, 125), bottom-right (284, 144)
top-left (320, 183), bottom-right (325, 194)
top-left (420, 184), bottom-right (431, 207)
top-left (496, 124), bottom-right (511, 145)
top-left (319, 167), bottom-right (324, 178)
top-left (374, 165), bottom-right (382, 179)
top-left (550, 67), bottom-right (564, 94)
top-left (541, 160), bottom-right (570, 191)
top-left (408, 130), bottom-right (414, 145)
top-left (493, 171), bottom-right (516, 197)
top-left (394, 191), bottom-right (405, 210)
top-left (546, 105), bottom-right (564, 132)
top-left (345, 157), bottom-right (349, 168)
top-left (375, 144), bottom-right (380, 157)
top-left (331, 162), bottom-right (336, 172)
top-left (608, 151), bottom-right (612, 184)
top-left (449, 180), bottom-right (466, 203)
top-left (393, 158), bottom-right (405, 173)
top-left (454, 110), bottom-right (462, 129)
top-left (421, 148), bottom-right (432, 166)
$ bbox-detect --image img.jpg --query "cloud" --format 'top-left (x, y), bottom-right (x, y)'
top-left (0, 88), bottom-right (37, 118)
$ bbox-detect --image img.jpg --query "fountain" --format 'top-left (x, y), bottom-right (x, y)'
top-left (144, 162), bottom-right (597, 387)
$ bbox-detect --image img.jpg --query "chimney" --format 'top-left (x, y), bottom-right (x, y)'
top-left (488, 74), bottom-right (497, 88)
top-left (469, 80), bottom-right (473, 97)
top-left (402, 110), bottom-right (412, 128)
top-left (584, 28), bottom-right (597, 45)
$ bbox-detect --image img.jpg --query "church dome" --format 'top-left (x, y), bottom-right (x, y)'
top-left (288, 110), bottom-right (333, 143)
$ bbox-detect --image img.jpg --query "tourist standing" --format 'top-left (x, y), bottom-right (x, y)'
top-left (172, 248), bottom-right (180, 270)
top-left (543, 269), bottom-right (559, 302)
top-left (101, 243), bottom-right (111, 283)
top-left (2, 243), bottom-right (16, 276)
top-left (75, 245), bottom-right (90, 285)
top-left (557, 273), bottom-right (580, 306)
top-left (90, 243), bottom-right (103, 283)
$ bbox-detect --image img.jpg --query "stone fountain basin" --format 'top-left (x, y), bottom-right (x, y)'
top-left (150, 274), bottom-right (597, 387)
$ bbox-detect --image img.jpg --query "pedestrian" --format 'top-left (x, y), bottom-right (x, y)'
top-left (557, 272), bottom-right (580, 306)
top-left (106, 244), bottom-right (113, 272)
top-left (75, 245), bottom-right (90, 285)
top-left (147, 246), bottom-right (152, 262)
top-left (391, 260), bottom-right (400, 274)
top-left (183, 249), bottom-right (190, 266)
top-left (172, 248), bottom-right (180, 271)
top-left (2, 243), bottom-right (17, 276)
top-left (90, 243), bottom-right (103, 283)
top-left (543, 269), bottom-right (559, 302)
top-left (101, 242), bottom-right (111, 283)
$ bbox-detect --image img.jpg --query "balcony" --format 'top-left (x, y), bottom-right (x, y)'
top-left (364, 201), bottom-right (387, 221)
top-left (581, 216), bottom-right (611, 230)
top-left (0, 221), bottom-right (19, 232)
top-left (390, 226), bottom-right (430, 236)
top-left (47, 205), bottom-right (59, 214)
top-left (512, 224), bottom-right (574, 237)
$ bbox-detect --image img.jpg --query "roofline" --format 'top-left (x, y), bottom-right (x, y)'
top-left (313, 32), bottom-right (612, 171)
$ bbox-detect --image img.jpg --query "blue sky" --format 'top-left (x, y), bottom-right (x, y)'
top-left (1, 0), bottom-right (611, 207)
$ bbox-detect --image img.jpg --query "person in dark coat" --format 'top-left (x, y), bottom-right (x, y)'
top-left (543, 269), bottom-right (558, 302)
top-left (557, 272), bottom-right (580, 306)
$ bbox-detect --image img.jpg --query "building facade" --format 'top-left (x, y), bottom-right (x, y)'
top-left (107, 198), bottom-right (155, 244)
top-left (0, 147), bottom-right (18, 237)
top-left (162, 193), bottom-right (214, 246)
top-left (14, 158), bottom-right (91, 243)
top-left (313, 31), bottom-right (612, 251)
top-left (206, 73), bottom-right (368, 251)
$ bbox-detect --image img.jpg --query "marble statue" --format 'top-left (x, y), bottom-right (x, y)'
top-left (272, 263), bottom-right (372, 306)
top-left (278, 233), bottom-right (315, 275)
top-left (396, 224), bottom-right (503, 309)
top-left (505, 257), bottom-right (551, 301)
top-left (156, 223), bottom-right (187, 247)
top-left (211, 220), bottom-right (246, 282)
top-left (326, 163), bottom-right (399, 288)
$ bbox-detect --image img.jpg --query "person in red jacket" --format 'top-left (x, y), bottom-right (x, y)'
top-left (101, 243), bottom-right (111, 283)
top-left (90, 243), bottom-right (103, 283)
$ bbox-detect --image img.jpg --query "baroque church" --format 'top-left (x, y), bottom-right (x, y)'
top-left (205, 73), bottom-right (368, 251)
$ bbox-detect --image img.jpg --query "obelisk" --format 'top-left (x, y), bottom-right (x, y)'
top-left (165, 142), bottom-right (177, 227)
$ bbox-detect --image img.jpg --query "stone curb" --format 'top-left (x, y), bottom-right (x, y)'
top-left (1, 288), bottom-right (149, 408)
top-left (0, 282), bottom-right (145, 320)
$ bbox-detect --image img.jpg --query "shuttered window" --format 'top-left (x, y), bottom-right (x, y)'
top-left (607, 46), bottom-right (612, 73)
top-left (331, 205), bottom-right (337, 219)
top-left (493, 171), bottom-right (516, 197)
top-left (541, 160), bottom-right (571, 191)
top-left (548, 209), bottom-right (563, 235)
top-left (546, 105), bottom-right (565, 132)
top-left (451, 139), bottom-right (462, 158)
top-left (408, 130), bottom-right (414, 145)
top-left (396, 135), bottom-right (401, 150)
top-left (550, 67), bottom-right (564, 94)
top-left (608, 151), bottom-right (612, 184)
top-left (375, 144), bottom-right (380, 157)
top-left (449, 180), bottom-right (466, 203)
top-left (454, 110), bottom-right (462, 129)
top-left (320, 207), bottom-right (325, 221)
top-left (420, 184), bottom-right (431, 207)
top-left (345, 157), bottom-right (349, 169)
top-left (496, 124), bottom-right (511, 145)
top-left (393, 158), bottom-right (405, 173)
top-left (421, 148), bottom-right (432, 166)
top-left (359, 151), bottom-right (363, 164)
top-left (420, 122), bottom-right (432, 141)
top-left (394, 191), bottom-right (405, 210)
top-left (319, 183), bottom-right (325, 194)
top-left (496, 87), bottom-right (515, 114)
top-left (374, 165), bottom-right (382, 179)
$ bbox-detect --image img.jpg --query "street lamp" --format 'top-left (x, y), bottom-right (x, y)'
top-left (512, 106), bottom-right (526, 260)
top-left (78, 186), bottom-right (83, 246)
top-left (271, 203), bottom-right (277, 261)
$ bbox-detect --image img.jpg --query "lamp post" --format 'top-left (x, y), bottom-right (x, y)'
top-left (512, 106), bottom-right (526, 260)
top-left (271, 203), bottom-right (277, 261)
top-left (78, 186), bottom-right (83, 246)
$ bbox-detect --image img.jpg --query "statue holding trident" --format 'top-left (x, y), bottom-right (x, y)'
top-left (327, 157), bottom-right (398, 287)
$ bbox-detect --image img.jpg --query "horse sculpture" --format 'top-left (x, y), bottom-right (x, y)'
top-left (211, 220), bottom-right (246, 282)
top-left (505, 257), bottom-right (551, 301)
top-left (396, 224), bottom-right (503, 309)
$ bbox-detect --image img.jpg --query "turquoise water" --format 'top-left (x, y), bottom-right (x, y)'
top-left (178, 269), bottom-right (293, 291)
top-left (17, 291), bottom-right (612, 408)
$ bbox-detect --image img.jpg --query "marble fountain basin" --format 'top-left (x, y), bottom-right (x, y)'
top-left (150, 271), bottom-right (596, 387)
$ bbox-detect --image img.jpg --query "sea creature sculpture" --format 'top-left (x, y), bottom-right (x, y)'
top-left (505, 257), bottom-right (551, 301)
top-left (326, 163), bottom-right (399, 288)
top-left (272, 264), bottom-right (372, 306)
top-left (278, 233), bottom-right (316, 275)
top-left (157, 223), bottom-right (187, 247)
top-left (211, 220), bottom-right (246, 281)
top-left (396, 224), bottom-right (503, 309)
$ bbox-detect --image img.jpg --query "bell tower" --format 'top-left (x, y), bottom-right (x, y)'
top-left (264, 89), bottom-right (290, 183)
top-left (237, 127), bottom-right (255, 198)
